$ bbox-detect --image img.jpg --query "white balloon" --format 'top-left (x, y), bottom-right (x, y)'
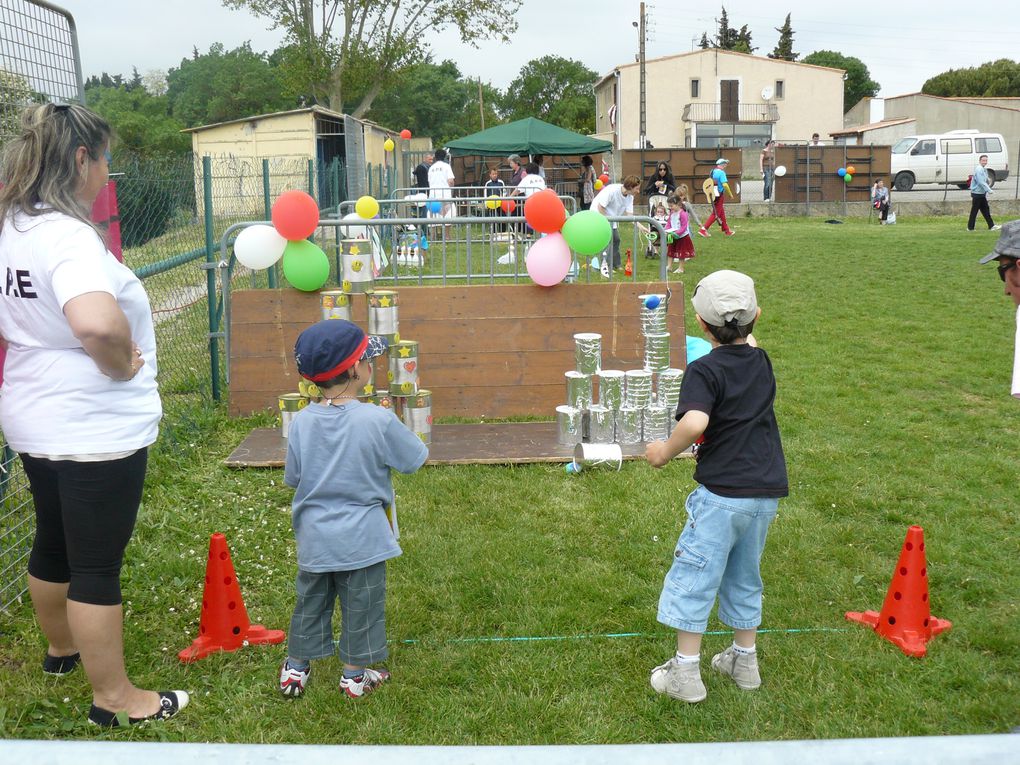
top-left (233, 224), bottom-right (287, 270)
top-left (339, 212), bottom-right (369, 240)
top-left (774, 165), bottom-right (787, 177)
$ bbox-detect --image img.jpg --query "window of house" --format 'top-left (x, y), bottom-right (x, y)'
top-left (690, 79), bottom-right (700, 98)
top-left (976, 137), bottom-right (1002, 153)
top-left (775, 80), bottom-right (784, 99)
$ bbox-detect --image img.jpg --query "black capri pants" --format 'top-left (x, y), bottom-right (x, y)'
top-left (23, 448), bottom-right (148, 606)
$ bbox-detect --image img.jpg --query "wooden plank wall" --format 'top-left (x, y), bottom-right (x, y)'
top-left (230, 282), bottom-right (686, 418)
top-left (621, 148), bottom-right (744, 205)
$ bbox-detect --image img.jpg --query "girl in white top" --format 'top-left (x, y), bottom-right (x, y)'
top-left (0, 103), bottom-right (187, 726)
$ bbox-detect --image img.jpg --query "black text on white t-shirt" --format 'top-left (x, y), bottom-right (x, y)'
top-left (5, 267), bottom-right (38, 299)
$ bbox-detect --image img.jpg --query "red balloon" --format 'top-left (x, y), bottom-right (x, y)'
top-left (501, 199), bottom-right (517, 214)
top-left (271, 190), bottom-right (319, 241)
top-left (400, 129), bottom-right (412, 140)
top-left (523, 189), bottom-right (567, 234)
top-left (598, 173), bottom-right (610, 184)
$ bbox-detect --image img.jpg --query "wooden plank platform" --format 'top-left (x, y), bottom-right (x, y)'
top-left (224, 422), bottom-right (656, 468)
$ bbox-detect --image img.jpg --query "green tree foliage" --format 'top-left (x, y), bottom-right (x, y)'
top-left (166, 43), bottom-right (293, 127)
top-left (715, 7), bottom-right (736, 49)
top-left (84, 85), bottom-right (193, 247)
top-left (499, 56), bottom-right (598, 134)
top-left (1, 69), bottom-right (44, 141)
top-left (769, 14), bottom-right (797, 61)
top-left (701, 7), bottom-right (754, 52)
top-left (699, 32), bottom-right (711, 50)
top-left (365, 59), bottom-right (499, 146)
top-left (802, 50), bottom-right (880, 112)
top-left (732, 25), bottom-right (756, 54)
top-left (922, 59), bottom-right (1020, 97)
top-left (222, 0), bottom-right (517, 118)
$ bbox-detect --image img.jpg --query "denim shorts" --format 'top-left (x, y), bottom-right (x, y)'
top-left (657, 485), bottom-right (778, 633)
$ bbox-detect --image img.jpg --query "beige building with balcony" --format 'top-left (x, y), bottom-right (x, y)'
top-left (594, 49), bottom-right (845, 150)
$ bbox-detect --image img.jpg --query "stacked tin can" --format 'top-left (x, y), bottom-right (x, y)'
top-left (556, 295), bottom-right (683, 447)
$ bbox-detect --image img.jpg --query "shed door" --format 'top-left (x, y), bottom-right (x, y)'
top-left (344, 115), bottom-right (367, 200)
top-left (720, 80), bottom-right (739, 122)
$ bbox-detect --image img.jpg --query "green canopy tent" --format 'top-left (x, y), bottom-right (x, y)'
top-left (446, 117), bottom-right (612, 157)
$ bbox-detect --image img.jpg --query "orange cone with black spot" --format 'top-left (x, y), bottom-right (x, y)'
top-left (845, 525), bottom-right (951, 657)
top-left (178, 533), bottom-right (285, 662)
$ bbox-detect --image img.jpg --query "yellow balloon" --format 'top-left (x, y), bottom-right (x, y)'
top-left (384, 138), bottom-right (395, 152)
top-left (486, 196), bottom-right (499, 210)
top-left (355, 195), bottom-right (380, 219)
top-left (594, 179), bottom-right (604, 191)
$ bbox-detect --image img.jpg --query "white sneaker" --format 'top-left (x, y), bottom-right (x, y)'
top-left (340, 667), bottom-right (390, 698)
top-left (279, 661), bottom-right (310, 697)
top-left (497, 252), bottom-right (515, 265)
top-left (711, 646), bottom-right (761, 690)
top-left (991, 225), bottom-right (1002, 231)
top-left (650, 657), bottom-right (706, 703)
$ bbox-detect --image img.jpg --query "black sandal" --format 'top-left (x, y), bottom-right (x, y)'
top-left (88, 690), bottom-right (190, 727)
top-left (42, 651), bottom-right (80, 675)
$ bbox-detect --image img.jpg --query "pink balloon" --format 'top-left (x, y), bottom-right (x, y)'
top-left (525, 233), bottom-right (572, 287)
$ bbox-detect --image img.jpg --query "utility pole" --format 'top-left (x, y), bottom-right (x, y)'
top-left (638, 1), bottom-right (647, 149)
top-left (478, 78), bottom-right (485, 130)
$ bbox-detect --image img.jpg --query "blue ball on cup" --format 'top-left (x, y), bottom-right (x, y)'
top-left (644, 295), bottom-right (661, 310)
top-left (427, 200), bottom-right (442, 214)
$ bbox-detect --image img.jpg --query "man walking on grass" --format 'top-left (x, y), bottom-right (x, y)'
top-left (968, 155), bottom-right (1001, 232)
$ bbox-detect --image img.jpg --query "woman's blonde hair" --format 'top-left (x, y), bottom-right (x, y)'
top-left (676, 184), bottom-right (690, 203)
top-left (0, 103), bottom-right (111, 233)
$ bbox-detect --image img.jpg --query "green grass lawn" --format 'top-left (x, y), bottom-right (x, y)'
top-left (1, 215), bottom-right (1019, 742)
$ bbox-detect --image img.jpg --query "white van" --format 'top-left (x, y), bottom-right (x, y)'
top-left (890, 130), bottom-right (1009, 191)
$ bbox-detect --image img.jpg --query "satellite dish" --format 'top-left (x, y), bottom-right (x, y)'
top-left (761, 86), bottom-right (774, 101)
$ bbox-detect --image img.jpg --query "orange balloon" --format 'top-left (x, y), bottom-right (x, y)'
top-left (523, 189), bottom-right (567, 234)
top-left (501, 199), bottom-right (517, 214)
top-left (271, 190), bottom-right (320, 241)
top-left (400, 129), bottom-right (412, 140)
top-left (846, 165), bottom-right (856, 175)
top-left (598, 173), bottom-right (610, 184)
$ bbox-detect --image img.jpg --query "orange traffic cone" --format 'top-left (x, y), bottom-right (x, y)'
top-left (178, 533), bottom-right (286, 663)
top-left (845, 525), bottom-right (951, 657)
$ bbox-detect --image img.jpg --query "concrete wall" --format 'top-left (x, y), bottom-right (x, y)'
top-left (882, 94), bottom-right (1020, 170)
top-left (595, 50), bottom-right (844, 150)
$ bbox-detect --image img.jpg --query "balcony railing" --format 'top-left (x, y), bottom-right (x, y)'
top-left (682, 102), bottom-right (780, 123)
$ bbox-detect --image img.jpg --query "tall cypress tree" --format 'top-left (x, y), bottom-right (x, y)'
top-left (715, 7), bottom-right (735, 49)
top-left (699, 31), bottom-right (712, 49)
top-left (769, 13), bottom-right (798, 61)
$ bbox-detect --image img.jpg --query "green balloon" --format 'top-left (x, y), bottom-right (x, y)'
top-left (844, 174), bottom-right (853, 184)
top-left (282, 239), bottom-right (331, 291)
top-left (562, 210), bottom-right (613, 256)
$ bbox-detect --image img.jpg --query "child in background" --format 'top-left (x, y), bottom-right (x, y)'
top-left (279, 320), bottom-right (429, 699)
top-left (645, 270), bottom-right (788, 703)
top-left (664, 193), bottom-right (695, 274)
top-left (871, 179), bottom-right (890, 224)
top-left (484, 166), bottom-right (506, 234)
top-left (645, 201), bottom-right (669, 259)
top-left (676, 184), bottom-right (702, 236)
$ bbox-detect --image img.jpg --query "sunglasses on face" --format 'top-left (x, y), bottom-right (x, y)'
top-left (998, 260), bottom-right (1017, 281)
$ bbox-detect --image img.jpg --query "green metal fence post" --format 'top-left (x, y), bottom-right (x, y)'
top-left (263, 158), bottom-right (277, 288)
top-left (203, 156), bottom-right (220, 401)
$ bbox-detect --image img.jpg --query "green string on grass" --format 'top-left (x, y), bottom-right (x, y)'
top-left (392, 627), bottom-right (848, 646)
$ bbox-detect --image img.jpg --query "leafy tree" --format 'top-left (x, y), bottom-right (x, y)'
top-left (499, 56), bottom-right (598, 134)
top-left (142, 69), bottom-right (168, 97)
top-left (166, 43), bottom-right (293, 127)
top-left (699, 32), bottom-right (711, 50)
top-left (128, 67), bottom-right (143, 91)
top-left (802, 50), bottom-right (880, 112)
top-left (769, 13), bottom-right (797, 61)
top-left (1, 69), bottom-right (44, 141)
top-left (922, 59), bottom-right (1020, 97)
top-left (85, 84), bottom-right (189, 155)
top-left (732, 24), bottom-right (755, 54)
top-left (222, 0), bottom-right (518, 118)
top-left (714, 7), bottom-right (736, 49)
top-left (365, 59), bottom-right (499, 145)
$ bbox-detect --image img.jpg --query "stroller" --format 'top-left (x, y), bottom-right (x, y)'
top-left (644, 194), bottom-right (669, 258)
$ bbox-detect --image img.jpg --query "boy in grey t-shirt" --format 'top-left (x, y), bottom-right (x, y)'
top-left (279, 320), bottom-right (428, 699)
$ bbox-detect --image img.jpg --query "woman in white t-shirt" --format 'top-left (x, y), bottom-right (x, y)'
top-left (0, 104), bottom-right (187, 727)
top-left (426, 147), bottom-right (456, 229)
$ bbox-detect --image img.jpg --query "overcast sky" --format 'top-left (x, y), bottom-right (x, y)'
top-left (50, 0), bottom-right (1020, 99)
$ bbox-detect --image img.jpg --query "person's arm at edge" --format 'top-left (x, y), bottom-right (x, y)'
top-left (63, 291), bottom-right (140, 381)
top-left (645, 409), bottom-right (710, 468)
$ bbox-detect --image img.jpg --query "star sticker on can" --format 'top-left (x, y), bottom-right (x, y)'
top-left (378, 295), bottom-right (392, 307)
top-left (398, 345), bottom-right (412, 357)
top-left (350, 245), bottom-right (360, 256)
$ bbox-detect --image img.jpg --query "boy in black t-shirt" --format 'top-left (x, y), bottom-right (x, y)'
top-left (645, 270), bottom-right (788, 703)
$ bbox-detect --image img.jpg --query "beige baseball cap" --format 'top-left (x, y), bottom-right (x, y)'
top-left (691, 270), bottom-right (758, 327)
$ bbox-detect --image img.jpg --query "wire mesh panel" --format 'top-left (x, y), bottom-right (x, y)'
top-left (0, 0), bottom-right (83, 144)
top-left (0, 0), bottom-right (83, 609)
